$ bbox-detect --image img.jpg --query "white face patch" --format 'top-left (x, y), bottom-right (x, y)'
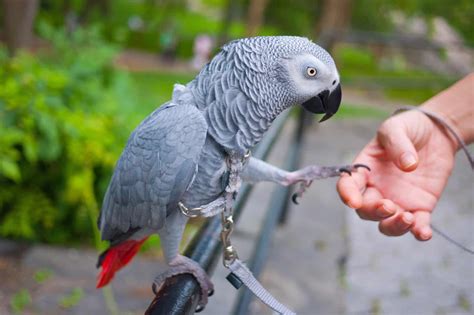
top-left (284, 54), bottom-right (339, 102)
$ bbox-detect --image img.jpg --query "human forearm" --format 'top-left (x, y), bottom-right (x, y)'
top-left (422, 73), bottom-right (474, 146)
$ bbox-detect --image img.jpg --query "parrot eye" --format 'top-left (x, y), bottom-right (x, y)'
top-left (306, 67), bottom-right (317, 77)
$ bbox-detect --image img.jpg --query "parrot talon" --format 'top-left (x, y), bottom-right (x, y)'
top-left (151, 282), bottom-right (158, 295)
top-left (339, 168), bottom-right (352, 176)
top-left (208, 288), bottom-right (215, 297)
top-left (195, 304), bottom-right (205, 313)
top-left (354, 163), bottom-right (371, 171)
top-left (291, 193), bottom-right (299, 205)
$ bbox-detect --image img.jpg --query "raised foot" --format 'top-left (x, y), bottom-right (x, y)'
top-left (291, 163), bottom-right (370, 204)
top-left (152, 255), bottom-right (214, 311)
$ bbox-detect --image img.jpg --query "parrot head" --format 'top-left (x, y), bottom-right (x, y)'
top-left (217, 36), bottom-right (341, 122)
top-left (282, 51), bottom-right (341, 122)
top-left (273, 37), bottom-right (341, 122)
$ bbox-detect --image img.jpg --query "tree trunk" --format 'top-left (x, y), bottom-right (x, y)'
top-left (315, 0), bottom-right (353, 51)
top-left (2, 0), bottom-right (39, 54)
top-left (246, 0), bottom-right (269, 37)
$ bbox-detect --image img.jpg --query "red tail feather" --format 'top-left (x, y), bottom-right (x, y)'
top-left (96, 237), bottom-right (148, 288)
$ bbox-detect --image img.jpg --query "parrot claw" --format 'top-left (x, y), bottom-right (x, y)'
top-left (339, 168), bottom-right (352, 176)
top-left (287, 163), bottom-right (371, 204)
top-left (194, 288), bottom-right (214, 312)
top-left (195, 305), bottom-right (205, 313)
top-left (339, 163), bottom-right (371, 176)
top-left (291, 193), bottom-right (299, 205)
top-left (291, 181), bottom-right (311, 204)
top-left (354, 163), bottom-right (371, 171)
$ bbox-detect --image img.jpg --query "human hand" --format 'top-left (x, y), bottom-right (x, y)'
top-left (337, 110), bottom-right (458, 241)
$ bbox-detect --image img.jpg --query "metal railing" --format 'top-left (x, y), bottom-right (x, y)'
top-left (145, 109), bottom-right (310, 315)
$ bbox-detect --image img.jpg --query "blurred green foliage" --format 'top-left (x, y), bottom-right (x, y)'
top-left (335, 103), bottom-right (389, 120)
top-left (386, 0), bottom-right (474, 45)
top-left (38, 0), bottom-right (257, 58)
top-left (34, 268), bottom-right (54, 284)
top-left (127, 71), bottom-right (195, 124)
top-left (0, 21), bottom-right (197, 246)
top-left (10, 289), bottom-right (32, 314)
top-left (0, 23), bottom-right (129, 244)
top-left (334, 44), bottom-right (456, 103)
top-left (59, 287), bottom-right (84, 308)
top-left (0, 0), bottom-right (467, 248)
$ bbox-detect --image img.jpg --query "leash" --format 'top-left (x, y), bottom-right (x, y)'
top-left (220, 153), bottom-right (296, 315)
top-left (178, 150), bottom-right (296, 314)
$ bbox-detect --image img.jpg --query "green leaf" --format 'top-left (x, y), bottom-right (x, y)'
top-left (0, 158), bottom-right (21, 182)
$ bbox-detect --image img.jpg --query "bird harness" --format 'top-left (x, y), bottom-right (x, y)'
top-left (220, 152), bottom-right (296, 315)
top-left (178, 150), bottom-right (295, 314)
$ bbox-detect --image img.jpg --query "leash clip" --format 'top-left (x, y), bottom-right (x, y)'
top-left (221, 214), bottom-right (238, 267)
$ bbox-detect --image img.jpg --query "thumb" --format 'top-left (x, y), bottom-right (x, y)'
top-left (377, 122), bottom-right (419, 172)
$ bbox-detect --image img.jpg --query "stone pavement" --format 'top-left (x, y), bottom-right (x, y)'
top-left (0, 117), bottom-right (472, 315)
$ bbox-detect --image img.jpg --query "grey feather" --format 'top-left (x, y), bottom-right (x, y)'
top-left (98, 104), bottom-right (207, 241)
top-left (188, 36), bottom-right (336, 154)
top-left (98, 36), bottom-right (339, 262)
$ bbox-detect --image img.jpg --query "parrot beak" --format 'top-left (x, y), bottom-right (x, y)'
top-left (301, 83), bottom-right (342, 122)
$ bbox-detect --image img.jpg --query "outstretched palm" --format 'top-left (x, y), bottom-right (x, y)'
top-left (338, 111), bottom-right (457, 240)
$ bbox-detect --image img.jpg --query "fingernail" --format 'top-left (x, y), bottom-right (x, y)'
top-left (400, 152), bottom-right (417, 169)
top-left (376, 204), bottom-right (395, 218)
top-left (402, 212), bottom-right (414, 225)
top-left (419, 227), bottom-right (432, 241)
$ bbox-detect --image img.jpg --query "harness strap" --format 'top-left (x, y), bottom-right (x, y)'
top-left (219, 152), bottom-right (296, 314)
top-left (228, 259), bottom-right (296, 315)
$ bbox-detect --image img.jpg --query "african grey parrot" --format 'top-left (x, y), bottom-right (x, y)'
top-left (96, 36), bottom-right (367, 309)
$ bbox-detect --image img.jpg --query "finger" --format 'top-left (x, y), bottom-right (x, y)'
top-left (356, 197), bottom-right (397, 221)
top-left (410, 211), bottom-right (432, 241)
top-left (354, 188), bottom-right (383, 220)
top-left (337, 172), bottom-right (367, 209)
top-left (377, 119), bottom-right (419, 172)
top-left (378, 208), bottom-right (415, 236)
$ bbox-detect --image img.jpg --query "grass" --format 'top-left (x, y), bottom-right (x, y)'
top-left (59, 288), bottom-right (84, 309)
top-left (335, 103), bottom-right (390, 119)
top-left (10, 289), bottom-right (32, 314)
top-left (33, 269), bottom-right (53, 284)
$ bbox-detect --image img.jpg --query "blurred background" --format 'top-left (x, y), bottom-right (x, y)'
top-left (0, 0), bottom-right (472, 314)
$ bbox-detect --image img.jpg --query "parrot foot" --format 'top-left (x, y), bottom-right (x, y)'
top-left (290, 163), bottom-right (370, 204)
top-left (152, 255), bottom-right (214, 311)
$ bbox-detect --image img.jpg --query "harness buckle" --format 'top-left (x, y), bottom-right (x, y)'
top-left (178, 202), bottom-right (203, 218)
